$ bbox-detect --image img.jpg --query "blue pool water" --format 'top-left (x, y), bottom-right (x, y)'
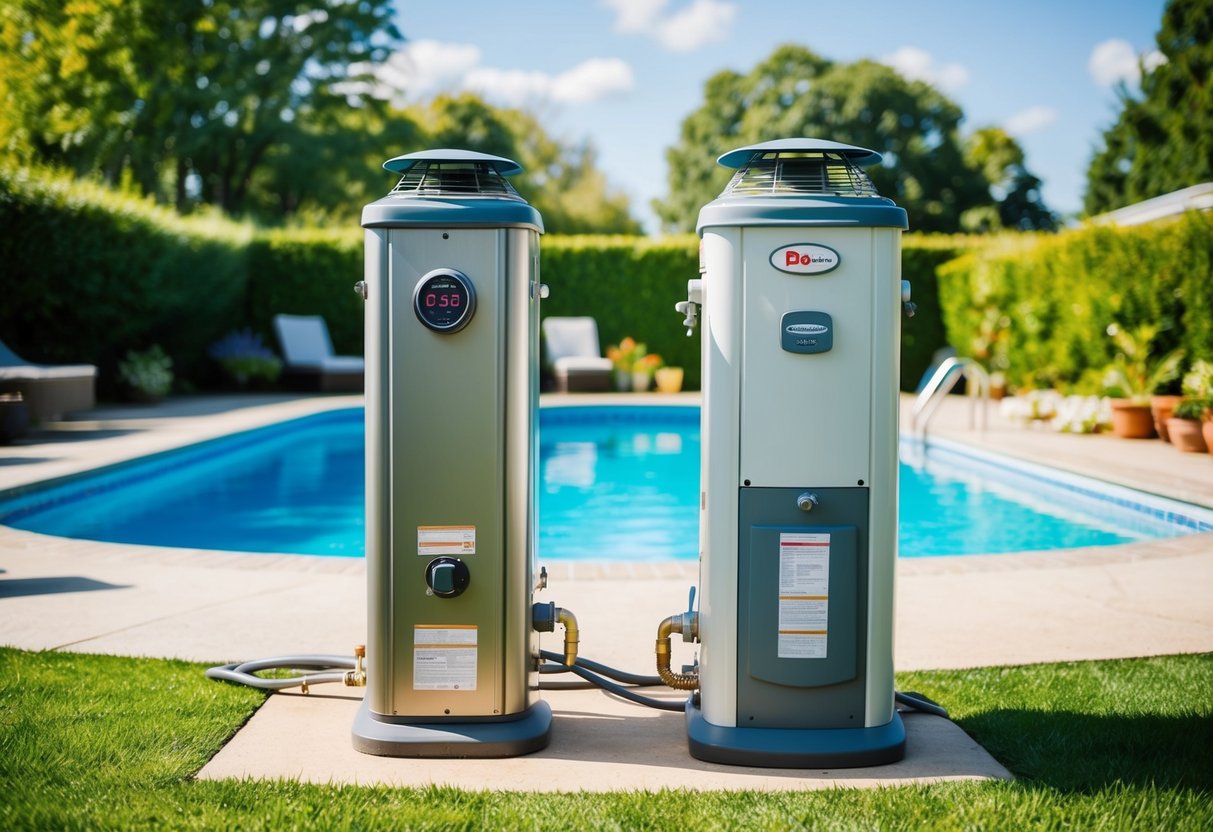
top-left (1, 406), bottom-right (1207, 559)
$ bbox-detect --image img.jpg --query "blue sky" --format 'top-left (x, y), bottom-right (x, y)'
top-left (388, 0), bottom-right (1168, 232)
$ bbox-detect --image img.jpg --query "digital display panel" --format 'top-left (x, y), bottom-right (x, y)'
top-left (413, 270), bottom-right (475, 332)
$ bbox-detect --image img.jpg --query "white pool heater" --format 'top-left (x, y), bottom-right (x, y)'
top-left (354, 149), bottom-right (576, 757)
top-left (671, 138), bottom-right (911, 766)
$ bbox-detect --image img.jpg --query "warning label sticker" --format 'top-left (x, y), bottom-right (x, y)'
top-left (413, 625), bottom-right (477, 690)
top-left (777, 532), bottom-right (830, 660)
top-left (417, 525), bottom-right (476, 556)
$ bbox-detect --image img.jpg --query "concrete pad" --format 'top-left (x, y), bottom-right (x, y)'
top-left (197, 687), bottom-right (1010, 791)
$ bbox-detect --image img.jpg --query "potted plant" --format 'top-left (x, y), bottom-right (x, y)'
top-left (1101, 324), bottom-right (1184, 439)
top-left (1166, 397), bottom-right (1208, 453)
top-left (1179, 359), bottom-right (1213, 455)
top-left (606, 337), bottom-right (642, 392)
top-left (1151, 391), bottom-right (1184, 442)
top-left (631, 353), bottom-right (663, 393)
top-left (655, 365), bottom-right (685, 394)
top-left (118, 345), bottom-right (173, 403)
top-left (209, 328), bottom-right (282, 389)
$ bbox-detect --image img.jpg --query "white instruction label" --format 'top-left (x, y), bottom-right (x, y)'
top-left (777, 532), bottom-right (830, 659)
top-left (417, 525), bottom-right (476, 556)
top-left (413, 625), bottom-right (477, 690)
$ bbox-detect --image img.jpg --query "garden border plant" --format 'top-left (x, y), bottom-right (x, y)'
top-left (937, 213), bottom-right (1213, 397)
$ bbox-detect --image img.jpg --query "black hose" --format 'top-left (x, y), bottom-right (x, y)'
top-left (539, 650), bottom-right (665, 687)
top-left (895, 690), bottom-right (950, 718)
top-left (558, 662), bottom-right (688, 712)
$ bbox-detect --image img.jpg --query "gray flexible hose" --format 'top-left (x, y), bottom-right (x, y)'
top-left (206, 655), bottom-right (356, 691)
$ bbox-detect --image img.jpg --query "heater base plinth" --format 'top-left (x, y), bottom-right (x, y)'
top-left (686, 701), bottom-right (905, 768)
top-left (352, 699), bottom-right (552, 758)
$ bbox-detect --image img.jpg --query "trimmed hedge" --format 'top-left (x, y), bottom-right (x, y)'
top-left (245, 228), bottom-right (365, 357)
top-left (937, 214), bottom-right (1213, 392)
top-left (1, 166), bottom-right (976, 396)
top-left (899, 235), bottom-right (983, 390)
top-left (0, 168), bottom-right (250, 397)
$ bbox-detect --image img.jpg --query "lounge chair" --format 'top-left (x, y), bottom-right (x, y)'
top-left (542, 317), bottom-right (613, 393)
top-left (0, 338), bottom-right (96, 422)
top-left (272, 314), bottom-right (364, 392)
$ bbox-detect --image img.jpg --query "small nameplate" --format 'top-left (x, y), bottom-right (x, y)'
top-left (781, 311), bottom-right (833, 354)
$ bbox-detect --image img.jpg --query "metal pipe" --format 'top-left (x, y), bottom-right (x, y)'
top-left (344, 644), bottom-right (367, 687)
top-left (656, 615), bottom-right (699, 690)
top-left (556, 607), bottom-right (579, 668)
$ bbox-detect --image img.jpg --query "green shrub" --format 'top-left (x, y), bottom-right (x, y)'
top-left (245, 228), bottom-right (365, 356)
top-left (0, 167), bottom-right (249, 396)
top-left (937, 214), bottom-right (1213, 392)
top-left (0, 165), bottom-right (980, 396)
top-left (899, 235), bottom-right (985, 390)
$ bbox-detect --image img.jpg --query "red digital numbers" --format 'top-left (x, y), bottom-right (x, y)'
top-left (424, 290), bottom-right (462, 309)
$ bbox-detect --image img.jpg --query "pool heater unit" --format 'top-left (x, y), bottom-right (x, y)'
top-left (354, 149), bottom-right (563, 757)
top-left (672, 138), bottom-right (911, 766)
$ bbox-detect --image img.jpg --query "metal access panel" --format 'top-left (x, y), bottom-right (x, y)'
top-left (738, 226), bottom-right (876, 489)
top-left (736, 486), bottom-right (869, 729)
top-left (367, 225), bottom-right (536, 720)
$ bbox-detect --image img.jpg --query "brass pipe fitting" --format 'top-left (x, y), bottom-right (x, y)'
top-left (556, 607), bottom-right (579, 668)
top-left (343, 644), bottom-right (367, 687)
top-left (656, 615), bottom-right (699, 690)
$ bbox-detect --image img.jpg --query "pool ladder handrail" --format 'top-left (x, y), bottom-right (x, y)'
top-left (912, 357), bottom-right (990, 436)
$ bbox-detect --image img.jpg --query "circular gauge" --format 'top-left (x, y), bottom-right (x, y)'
top-left (413, 269), bottom-right (475, 333)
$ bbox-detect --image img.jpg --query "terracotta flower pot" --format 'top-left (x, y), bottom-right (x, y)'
top-left (1109, 400), bottom-right (1157, 439)
top-left (1165, 417), bottom-right (1208, 453)
top-left (1150, 394), bottom-right (1183, 443)
top-left (1202, 420), bottom-right (1213, 457)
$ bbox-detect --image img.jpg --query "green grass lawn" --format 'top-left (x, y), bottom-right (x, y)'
top-left (1, 647), bottom-right (1210, 830)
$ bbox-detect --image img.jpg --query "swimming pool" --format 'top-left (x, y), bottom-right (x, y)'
top-left (1, 405), bottom-right (1209, 559)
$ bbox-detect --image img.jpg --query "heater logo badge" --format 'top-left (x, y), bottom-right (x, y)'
top-left (781, 311), bottom-right (833, 354)
top-left (771, 243), bottom-right (840, 275)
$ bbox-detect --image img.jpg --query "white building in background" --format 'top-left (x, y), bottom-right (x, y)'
top-left (1093, 182), bottom-right (1213, 227)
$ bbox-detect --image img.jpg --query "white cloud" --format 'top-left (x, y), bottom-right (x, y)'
top-left (377, 40), bottom-right (482, 99)
top-left (602, 0), bottom-right (735, 52)
top-left (466, 59), bottom-right (634, 106)
top-left (1004, 106), bottom-right (1057, 137)
top-left (881, 46), bottom-right (970, 92)
top-left (1088, 38), bottom-right (1167, 87)
top-left (602, 0), bottom-right (667, 32)
top-left (372, 40), bottom-right (633, 107)
top-left (656, 0), bottom-right (735, 51)
top-left (551, 58), bottom-right (635, 104)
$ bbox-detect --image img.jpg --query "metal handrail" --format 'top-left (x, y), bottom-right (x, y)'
top-left (911, 357), bottom-right (990, 436)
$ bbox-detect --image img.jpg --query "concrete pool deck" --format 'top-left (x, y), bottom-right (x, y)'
top-left (1, 391), bottom-right (1210, 790)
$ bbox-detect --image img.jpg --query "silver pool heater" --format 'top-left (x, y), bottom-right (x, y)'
top-left (670, 138), bottom-right (911, 766)
top-left (354, 149), bottom-right (576, 757)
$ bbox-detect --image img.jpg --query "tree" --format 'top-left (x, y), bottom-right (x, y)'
top-left (414, 94), bottom-right (641, 234)
top-left (963, 127), bottom-right (1057, 231)
top-left (1084, 0), bottom-right (1213, 214)
top-left (654, 44), bottom-right (991, 233)
top-left (0, 0), bottom-right (402, 216)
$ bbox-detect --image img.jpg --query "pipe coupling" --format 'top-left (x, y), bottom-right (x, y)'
top-left (343, 644), bottom-right (367, 687)
top-left (556, 607), bottom-right (579, 668)
top-left (655, 614), bottom-right (699, 690)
